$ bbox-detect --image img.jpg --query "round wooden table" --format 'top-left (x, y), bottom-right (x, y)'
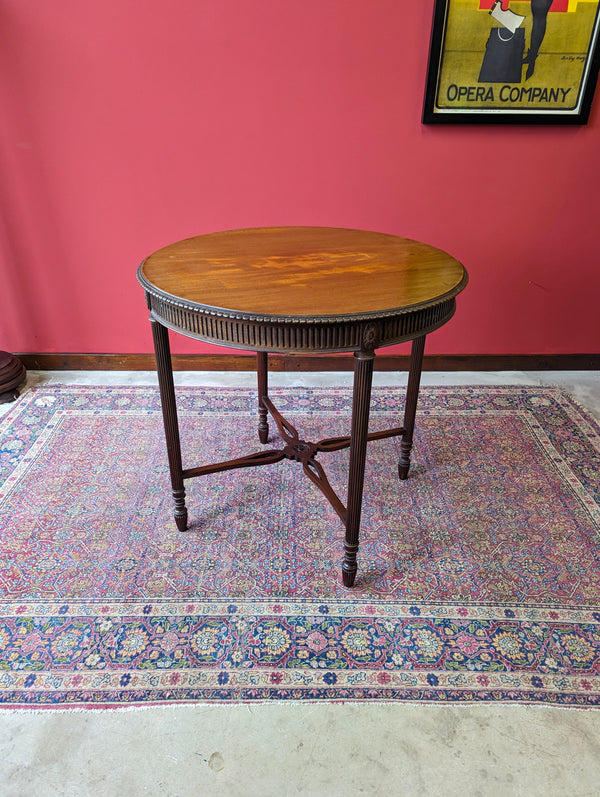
top-left (138, 227), bottom-right (468, 587)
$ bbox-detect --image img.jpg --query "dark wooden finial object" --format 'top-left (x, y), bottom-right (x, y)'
top-left (0, 351), bottom-right (26, 403)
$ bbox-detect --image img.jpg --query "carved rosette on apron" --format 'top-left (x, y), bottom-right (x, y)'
top-left (361, 322), bottom-right (381, 354)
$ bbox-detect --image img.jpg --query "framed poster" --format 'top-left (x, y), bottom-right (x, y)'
top-left (423, 0), bottom-right (600, 123)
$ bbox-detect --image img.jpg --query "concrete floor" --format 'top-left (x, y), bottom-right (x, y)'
top-left (1, 370), bottom-right (600, 796)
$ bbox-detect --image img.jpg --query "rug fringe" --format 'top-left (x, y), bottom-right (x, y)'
top-left (0, 699), bottom-right (592, 714)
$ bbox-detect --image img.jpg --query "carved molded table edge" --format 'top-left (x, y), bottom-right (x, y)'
top-left (138, 266), bottom-right (467, 353)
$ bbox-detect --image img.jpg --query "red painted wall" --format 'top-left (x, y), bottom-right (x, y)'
top-left (1, 0), bottom-right (599, 357)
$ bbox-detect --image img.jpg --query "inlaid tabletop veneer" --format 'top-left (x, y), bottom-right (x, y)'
top-left (138, 226), bottom-right (468, 587)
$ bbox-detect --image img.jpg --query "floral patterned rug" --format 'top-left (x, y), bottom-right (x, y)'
top-left (1, 384), bottom-right (599, 708)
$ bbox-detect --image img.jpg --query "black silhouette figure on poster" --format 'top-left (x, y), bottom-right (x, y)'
top-left (478, 0), bottom-right (554, 83)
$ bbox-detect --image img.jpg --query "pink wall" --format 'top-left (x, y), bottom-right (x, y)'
top-left (1, 0), bottom-right (599, 357)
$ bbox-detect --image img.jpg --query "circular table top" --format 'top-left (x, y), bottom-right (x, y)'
top-left (138, 227), bottom-right (467, 321)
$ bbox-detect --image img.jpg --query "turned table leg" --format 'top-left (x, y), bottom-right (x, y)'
top-left (398, 334), bottom-right (426, 480)
top-left (342, 349), bottom-right (375, 587)
top-left (257, 351), bottom-right (269, 444)
top-left (150, 318), bottom-right (188, 531)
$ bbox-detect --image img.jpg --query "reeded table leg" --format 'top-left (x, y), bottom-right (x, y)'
top-left (343, 349), bottom-right (375, 587)
top-left (398, 334), bottom-right (426, 480)
top-left (257, 351), bottom-right (269, 444)
top-left (150, 318), bottom-right (188, 531)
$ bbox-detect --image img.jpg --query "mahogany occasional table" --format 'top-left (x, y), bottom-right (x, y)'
top-left (137, 227), bottom-right (468, 587)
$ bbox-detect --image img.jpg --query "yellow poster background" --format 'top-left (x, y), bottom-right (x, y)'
top-left (435, 0), bottom-right (600, 112)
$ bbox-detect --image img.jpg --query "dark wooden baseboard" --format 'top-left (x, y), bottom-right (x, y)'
top-left (18, 352), bottom-right (600, 371)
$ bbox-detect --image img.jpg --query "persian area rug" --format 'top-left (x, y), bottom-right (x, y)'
top-left (1, 384), bottom-right (599, 709)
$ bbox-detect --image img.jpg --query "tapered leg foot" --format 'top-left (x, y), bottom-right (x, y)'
top-left (342, 542), bottom-right (358, 587)
top-left (175, 510), bottom-right (188, 531)
top-left (397, 459), bottom-right (410, 481)
top-left (342, 567), bottom-right (356, 588)
top-left (398, 438), bottom-right (413, 479)
top-left (173, 488), bottom-right (188, 531)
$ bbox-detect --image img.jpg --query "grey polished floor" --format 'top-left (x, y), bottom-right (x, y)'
top-left (2, 370), bottom-right (600, 796)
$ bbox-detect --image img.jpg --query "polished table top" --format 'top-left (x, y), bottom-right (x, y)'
top-left (138, 226), bottom-right (467, 326)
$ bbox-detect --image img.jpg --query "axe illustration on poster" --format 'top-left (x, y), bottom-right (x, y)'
top-left (490, 1), bottom-right (526, 32)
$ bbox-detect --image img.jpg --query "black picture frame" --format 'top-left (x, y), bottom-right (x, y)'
top-left (423, 0), bottom-right (600, 124)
